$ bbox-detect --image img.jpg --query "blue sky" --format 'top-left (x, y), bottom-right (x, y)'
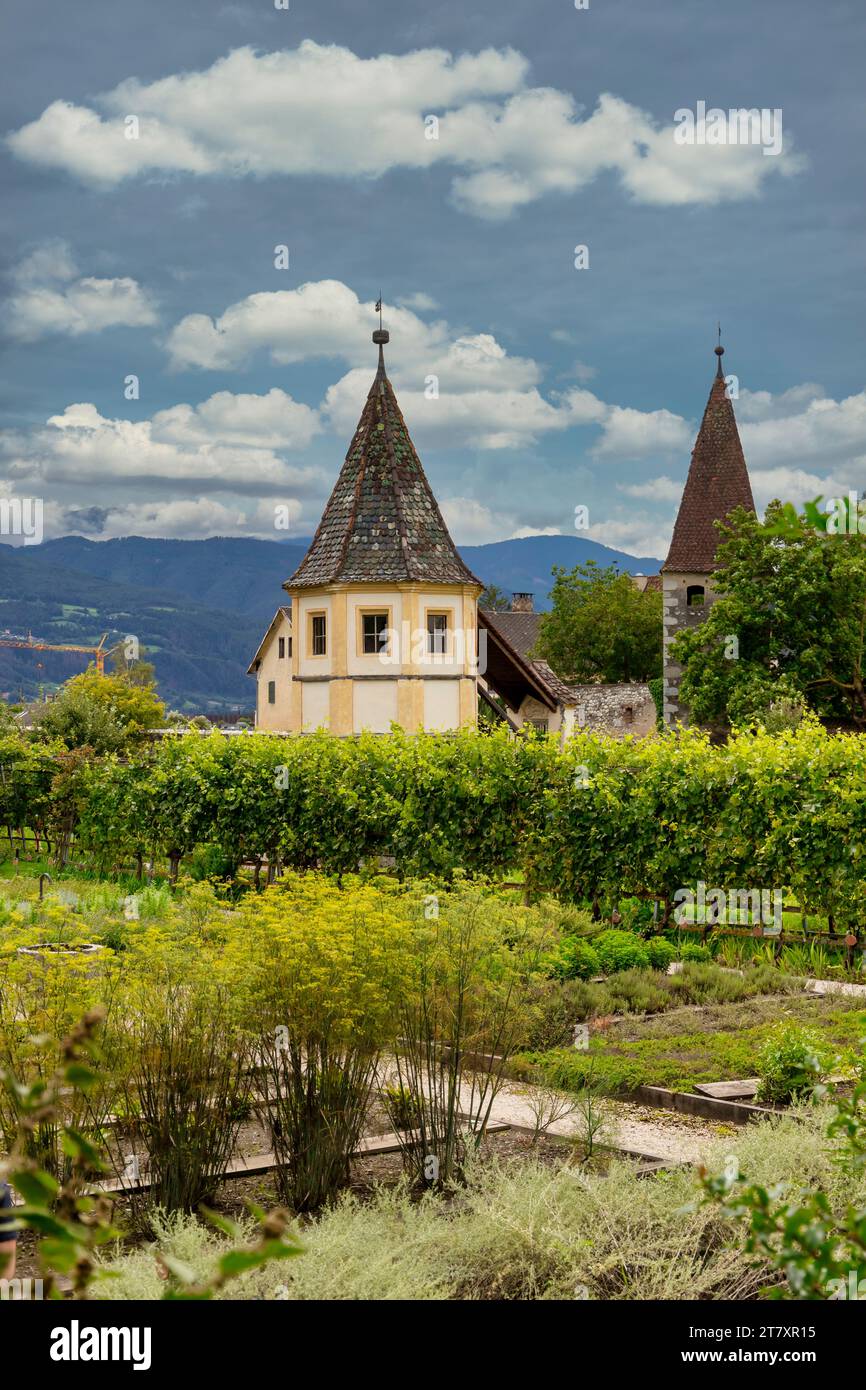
top-left (1, 0), bottom-right (864, 558)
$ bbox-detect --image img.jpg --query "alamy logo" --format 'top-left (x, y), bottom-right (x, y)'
top-left (49, 1320), bottom-right (152, 1371)
top-left (674, 102), bottom-right (783, 157)
top-left (674, 881), bottom-right (783, 931)
top-left (0, 497), bottom-right (43, 545)
top-left (1, 1277), bottom-right (44, 1300)
top-left (766, 492), bottom-right (866, 538)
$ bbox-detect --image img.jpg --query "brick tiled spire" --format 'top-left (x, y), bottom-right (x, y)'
top-left (661, 343), bottom-right (755, 573)
top-left (287, 330), bottom-right (482, 590)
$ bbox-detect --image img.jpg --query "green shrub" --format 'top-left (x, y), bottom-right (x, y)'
top-left (679, 941), bottom-right (711, 963)
top-left (666, 961), bottom-right (799, 1007)
top-left (381, 1083), bottom-right (421, 1131)
top-left (537, 900), bottom-right (597, 938)
top-left (604, 969), bottom-right (669, 1015)
top-left (593, 929), bottom-right (650, 974)
top-left (553, 937), bottom-right (600, 980)
top-left (756, 1024), bottom-right (828, 1104)
top-left (647, 937), bottom-right (678, 971)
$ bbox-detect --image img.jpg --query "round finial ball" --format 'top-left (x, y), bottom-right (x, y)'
top-left (373, 329), bottom-right (390, 344)
top-left (714, 344), bottom-right (725, 357)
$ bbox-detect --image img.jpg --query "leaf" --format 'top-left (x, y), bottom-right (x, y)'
top-left (158, 1253), bottom-right (198, 1285)
top-left (8, 1169), bottom-right (60, 1205)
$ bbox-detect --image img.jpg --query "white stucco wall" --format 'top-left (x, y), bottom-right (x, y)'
top-left (353, 680), bottom-right (399, 733)
top-left (301, 681), bottom-right (330, 730)
top-left (423, 680), bottom-right (461, 731)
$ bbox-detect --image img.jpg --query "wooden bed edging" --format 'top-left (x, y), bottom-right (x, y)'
top-left (621, 1084), bottom-right (775, 1125)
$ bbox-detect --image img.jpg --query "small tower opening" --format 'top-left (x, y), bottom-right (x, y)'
top-left (686, 584), bottom-right (706, 607)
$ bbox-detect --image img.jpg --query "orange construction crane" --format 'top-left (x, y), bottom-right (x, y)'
top-left (0, 630), bottom-right (110, 674)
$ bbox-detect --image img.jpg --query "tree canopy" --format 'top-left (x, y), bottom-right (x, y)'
top-left (33, 666), bottom-right (165, 753)
top-left (533, 561), bottom-right (662, 683)
top-left (478, 584), bottom-right (511, 612)
top-left (674, 502), bottom-right (866, 727)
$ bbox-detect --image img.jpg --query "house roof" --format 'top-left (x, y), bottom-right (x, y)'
top-left (530, 660), bottom-right (580, 706)
top-left (287, 333), bottom-right (483, 591)
top-left (479, 608), bottom-right (541, 660)
top-left (246, 606), bottom-right (291, 675)
top-left (662, 345), bottom-right (755, 574)
top-left (480, 609), bottom-right (583, 708)
top-left (478, 610), bottom-right (557, 712)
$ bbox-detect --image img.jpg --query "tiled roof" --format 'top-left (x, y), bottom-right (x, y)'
top-left (478, 608), bottom-right (541, 660)
top-left (477, 610), bottom-right (557, 712)
top-left (642, 574), bottom-right (662, 592)
top-left (287, 341), bottom-right (482, 590)
top-left (480, 610), bottom-right (579, 706)
top-left (662, 348), bottom-right (755, 574)
top-left (530, 660), bottom-right (581, 706)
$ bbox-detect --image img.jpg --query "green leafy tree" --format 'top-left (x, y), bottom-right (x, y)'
top-left (34, 669), bottom-right (165, 753)
top-left (674, 502), bottom-right (866, 726)
top-left (533, 561), bottom-right (662, 682)
top-left (109, 643), bottom-right (158, 689)
top-left (0, 730), bottom-right (59, 851)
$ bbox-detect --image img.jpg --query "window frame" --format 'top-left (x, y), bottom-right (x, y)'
top-left (425, 607), bottom-right (451, 658)
top-left (307, 610), bottom-right (328, 658)
top-left (357, 606), bottom-right (392, 658)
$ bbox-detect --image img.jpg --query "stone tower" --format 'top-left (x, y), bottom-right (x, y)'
top-left (661, 343), bottom-right (755, 726)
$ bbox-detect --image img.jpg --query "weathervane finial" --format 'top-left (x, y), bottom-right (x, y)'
top-left (372, 293), bottom-right (389, 374)
top-left (714, 322), bottom-right (725, 377)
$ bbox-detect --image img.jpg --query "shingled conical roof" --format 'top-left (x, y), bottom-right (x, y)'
top-left (662, 344), bottom-right (755, 573)
top-left (287, 332), bottom-right (482, 590)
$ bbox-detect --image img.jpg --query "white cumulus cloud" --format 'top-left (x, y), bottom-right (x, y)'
top-left (7, 42), bottom-right (801, 218)
top-left (1, 389), bottom-right (321, 494)
top-left (5, 240), bottom-right (157, 342)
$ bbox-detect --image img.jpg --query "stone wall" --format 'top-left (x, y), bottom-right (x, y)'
top-left (662, 572), bottom-right (716, 726)
top-left (569, 682), bottom-right (657, 738)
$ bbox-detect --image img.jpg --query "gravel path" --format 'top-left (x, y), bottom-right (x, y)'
top-left (382, 1060), bottom-right (733, 1165)
top-left (480, 1082), bottom-right (731, 1165)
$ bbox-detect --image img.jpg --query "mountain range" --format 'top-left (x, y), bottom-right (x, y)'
top-left (0, 534), bottom-right (660, 711)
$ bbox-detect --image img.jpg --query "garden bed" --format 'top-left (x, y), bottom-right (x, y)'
top-left (516, 992), bottom-right (866, 1096)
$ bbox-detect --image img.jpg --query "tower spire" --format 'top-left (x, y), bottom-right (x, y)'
top-left (661, 339), bottom-right (754, 574)
top-left (715, 323), bottom-right (725, 379)
top-left (372, 293), bottom-right (388, 377)
top-left (286, 323), bottom-right (481, 591)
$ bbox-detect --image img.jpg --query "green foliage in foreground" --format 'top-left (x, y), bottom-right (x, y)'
top-left (702, 1063), bottom-right (866, 1299)
top-left (0, 1011), bottom-right (302, 1299)
top-left (95, 1101), bottom-right (864, 1300)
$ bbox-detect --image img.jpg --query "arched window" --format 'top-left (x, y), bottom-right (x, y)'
top-left (686, 584), bottom-right (705, 607)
